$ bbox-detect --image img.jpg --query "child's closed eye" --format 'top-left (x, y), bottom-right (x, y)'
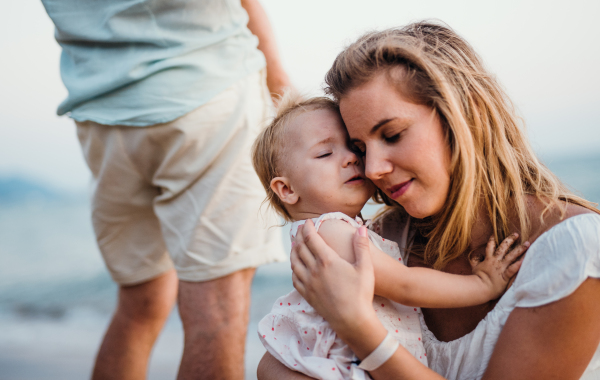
top-left (316, 152), bottom-right (332, 158)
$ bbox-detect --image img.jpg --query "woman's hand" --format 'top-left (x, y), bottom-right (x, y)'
top-left (291, 220), bottom-right (447, 379)
top-left (291, 220), bottom-right (379, 340)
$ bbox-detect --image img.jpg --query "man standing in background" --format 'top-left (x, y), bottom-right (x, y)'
top-left (41, 0), bottom-right (289, 379)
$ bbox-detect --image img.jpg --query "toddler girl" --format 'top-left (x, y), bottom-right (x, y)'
top-left (251, 94), bottom-right (527, 380)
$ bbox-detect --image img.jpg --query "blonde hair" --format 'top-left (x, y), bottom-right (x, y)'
top-left (251, 91), bottom-right (339, 222)
top-left (325, 21), bottom-right (599, 269)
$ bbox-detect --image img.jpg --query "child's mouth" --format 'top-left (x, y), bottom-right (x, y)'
top-left (345, 175), bottom-right (364, 185)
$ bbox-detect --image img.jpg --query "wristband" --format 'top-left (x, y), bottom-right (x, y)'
top-left (357, 332), bottom-right (400, 371)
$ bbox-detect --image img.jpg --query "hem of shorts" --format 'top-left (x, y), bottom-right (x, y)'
top-left (64, 69), bottom-right (263, 127)
top-left (176, 253), bottom-right (287, 282)
top-left (111, 261), bottom-right (175, 287)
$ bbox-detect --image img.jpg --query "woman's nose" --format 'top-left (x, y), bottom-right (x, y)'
top-left (365, 149), bottom-right (392, 180)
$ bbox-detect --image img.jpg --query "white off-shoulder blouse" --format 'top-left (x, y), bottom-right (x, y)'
top-left (375, 211), bottom-right (600, 380)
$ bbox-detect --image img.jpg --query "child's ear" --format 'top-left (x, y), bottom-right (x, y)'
top-left (270, 177), bottom-right (299, 205)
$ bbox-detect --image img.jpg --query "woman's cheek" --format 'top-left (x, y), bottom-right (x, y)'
top-left (430, 175), bottom-right (451, 215)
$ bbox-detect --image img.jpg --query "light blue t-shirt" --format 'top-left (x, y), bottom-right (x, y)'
top-left (42, 0), bottom-right (266, 126)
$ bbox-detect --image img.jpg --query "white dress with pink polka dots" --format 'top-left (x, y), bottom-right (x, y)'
top-left (258, 212), bottom-right (427, 380)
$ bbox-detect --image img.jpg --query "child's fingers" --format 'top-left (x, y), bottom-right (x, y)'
top-left (504, 256), bottom-right (524, 280)
top-left (469, 254), bottom-right (482, 270)
top-left (503, 241), bottom-right (530, 264)
top-left (495, 232), bottom-right (519, 257)
top-left (485, 235), bottom-right (496, 258)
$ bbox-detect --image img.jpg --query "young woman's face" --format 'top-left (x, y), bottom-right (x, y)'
top-left (340, 73), bottom-right (452, 219)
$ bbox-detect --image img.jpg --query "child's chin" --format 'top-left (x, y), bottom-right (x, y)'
top-left (347, 203), bottom-right (368, 216)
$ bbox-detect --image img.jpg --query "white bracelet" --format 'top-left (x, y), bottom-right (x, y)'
top-left (357, 332), bottom-right (400, 371)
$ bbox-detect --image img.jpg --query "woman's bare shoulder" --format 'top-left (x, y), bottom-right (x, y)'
top-left (526, 196), bottom-right (599, 243)
top-left (510, 199), bottom-right (600, 308)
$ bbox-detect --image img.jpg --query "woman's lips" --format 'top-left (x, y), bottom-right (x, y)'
top-left (388, 179), bottom-right (413, 199)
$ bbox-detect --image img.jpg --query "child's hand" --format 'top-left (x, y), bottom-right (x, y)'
top-left (470, 233), bottom-right (529, 300)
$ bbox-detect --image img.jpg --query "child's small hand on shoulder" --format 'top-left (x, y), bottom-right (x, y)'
top-left (471, 233), bottom-right (529, 300)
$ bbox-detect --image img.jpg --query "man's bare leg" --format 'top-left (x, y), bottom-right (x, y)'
top-left (177, 267), bottom-right (255, 380)
top-left (92, 269), bottom-right (178, 380)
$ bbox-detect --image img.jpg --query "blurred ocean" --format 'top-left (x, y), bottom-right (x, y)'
top-left (0, 153), bottom-right (598, 379)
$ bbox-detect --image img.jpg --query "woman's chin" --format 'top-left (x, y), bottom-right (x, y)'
top-left (402, 203), bottom-right (438, 220)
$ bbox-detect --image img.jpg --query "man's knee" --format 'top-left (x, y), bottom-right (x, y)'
top-left (178, 268), bottom-right (255, 332)
top-left (116, 269), bottom-right (178, 324)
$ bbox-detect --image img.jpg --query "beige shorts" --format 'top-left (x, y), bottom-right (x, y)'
top-left (76, 71), bottom-right (286, 285)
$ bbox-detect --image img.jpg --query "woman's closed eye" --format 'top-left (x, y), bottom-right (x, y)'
top-left (316, 151), bottom-right (332, 158)
top-left (384, 133), bottom-right (401, 144)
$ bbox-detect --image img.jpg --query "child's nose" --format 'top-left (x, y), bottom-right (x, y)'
top-left (344, 151), bottom-right (360, 167)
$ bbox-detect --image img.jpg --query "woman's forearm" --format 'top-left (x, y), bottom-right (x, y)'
top-left (257, 352), bottom-right (315, 380)
top-left (369, 345), bottom-right (445, 380)
top-left (337, 311), bottom-right (444, 380)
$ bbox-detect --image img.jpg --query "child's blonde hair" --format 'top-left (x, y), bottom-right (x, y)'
top-left (252, 91), bottom-right (339, 222)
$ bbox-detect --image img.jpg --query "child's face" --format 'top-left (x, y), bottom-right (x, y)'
top-left (282, 108), bottom-right (375, 218)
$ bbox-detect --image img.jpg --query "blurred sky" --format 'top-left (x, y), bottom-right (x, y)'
top-left (1, 0), bottom-right (599, 191)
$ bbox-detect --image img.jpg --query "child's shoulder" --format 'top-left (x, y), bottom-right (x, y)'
top-left (316, 214), bottom-right (359, 263)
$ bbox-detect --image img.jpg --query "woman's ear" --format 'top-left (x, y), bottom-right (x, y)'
top-left (270, 177), bottom-right (299, 205)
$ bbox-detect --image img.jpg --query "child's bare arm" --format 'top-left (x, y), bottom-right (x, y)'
top-left (316, 219), bottom-right (360, 264)
top-left (318, 220), bottom-right (527, 308)
top-left (373, 233), bottom-right (528, 308)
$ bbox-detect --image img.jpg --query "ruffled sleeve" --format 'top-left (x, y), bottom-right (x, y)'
top-left (511, 214), bottom-right (600, 308)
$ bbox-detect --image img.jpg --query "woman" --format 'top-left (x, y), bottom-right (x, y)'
top-left (258, 22), bottom-right (600, 379)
